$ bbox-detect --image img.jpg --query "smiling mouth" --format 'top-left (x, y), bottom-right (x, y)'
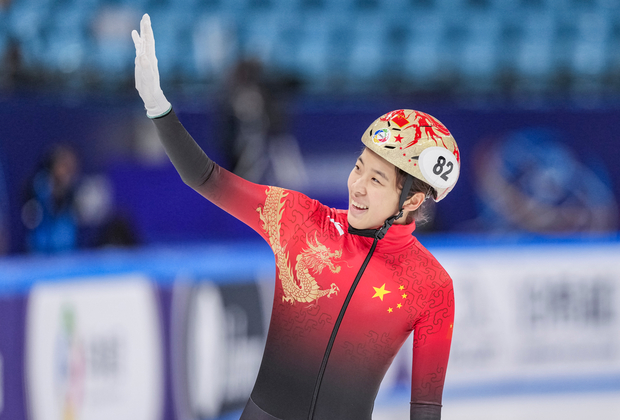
top-left (351, 199), bottom-right (368, 210)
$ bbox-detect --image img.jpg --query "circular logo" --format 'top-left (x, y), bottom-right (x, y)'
top-left (418, 147), bottom-right (460, 189)
top-left (372, 128), bottom-right (391, 144)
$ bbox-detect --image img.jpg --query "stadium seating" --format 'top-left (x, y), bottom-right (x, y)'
top-left (1, 0), bottom-right (619, 95)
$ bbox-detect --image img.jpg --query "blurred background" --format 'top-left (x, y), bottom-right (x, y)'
top-left (1, 0), bottom-right (620, 419)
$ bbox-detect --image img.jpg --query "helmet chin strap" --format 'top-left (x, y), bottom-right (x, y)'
top-left (348, 174), bottom-right (415, 239)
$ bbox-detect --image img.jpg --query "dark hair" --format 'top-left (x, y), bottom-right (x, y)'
top-left (395, 167), bottom-right (437, 225)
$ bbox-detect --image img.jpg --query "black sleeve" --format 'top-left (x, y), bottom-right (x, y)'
top-left (410, 403), bottom-right (442, 420)
top-left (151, 108), bottom-right (215, 189)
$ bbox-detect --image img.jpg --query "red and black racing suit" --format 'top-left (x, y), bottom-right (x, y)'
top-left (152, 110), bottom-right (454, 420)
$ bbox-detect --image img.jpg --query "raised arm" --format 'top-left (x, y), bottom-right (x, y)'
top-left (132, 14), bottom-right (214, 191)
top-left (130, 14), bottom-right (295, 239)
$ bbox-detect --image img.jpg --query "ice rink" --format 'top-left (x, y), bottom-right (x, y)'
top-left (373, 390), bottom-right (620, 420)
top-left (216, 389), bottom-right (620, 420)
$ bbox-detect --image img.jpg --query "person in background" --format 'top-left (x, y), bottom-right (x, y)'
top-left (21, 144), bottom-right (80, 253)
top-left (217, 56), bottom-right (307, 188)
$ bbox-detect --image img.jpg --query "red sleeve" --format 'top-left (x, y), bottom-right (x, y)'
top-left (195, 164), bottom-right (272, 243)
top-left (410, 268), bottom-right (454, 415)
top-left (197, 164), bottom-right (320, 246)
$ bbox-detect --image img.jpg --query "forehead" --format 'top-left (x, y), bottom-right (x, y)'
top-left (359, 148), bottom-right (395, 172)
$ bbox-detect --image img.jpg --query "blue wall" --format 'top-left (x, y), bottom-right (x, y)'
top-left (1, 94), bottom-right (620, 254)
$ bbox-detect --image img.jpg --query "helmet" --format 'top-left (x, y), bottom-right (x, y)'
top-left (361, 109), bottom-right (460, 202)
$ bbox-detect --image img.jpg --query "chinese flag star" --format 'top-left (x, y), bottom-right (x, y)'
top-left (392, 114), bottom-right (410, 128)
top-left (372, 284), bottom-right (392, 301)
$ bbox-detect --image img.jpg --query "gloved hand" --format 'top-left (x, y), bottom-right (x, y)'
top-left (132, 14), bottom-right (172, 118)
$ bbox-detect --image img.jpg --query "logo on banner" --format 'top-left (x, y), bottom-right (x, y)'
top-left (54, 305), bottom-right (86, 420)
top-left (53, 305), bottom-right (123, 420)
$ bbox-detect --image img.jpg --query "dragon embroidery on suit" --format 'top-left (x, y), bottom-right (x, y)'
top-left (258, 187), bottom-right (340, 305)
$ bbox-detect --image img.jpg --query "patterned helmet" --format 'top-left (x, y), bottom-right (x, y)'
top-left (361, 109), bottom-right (460, 202)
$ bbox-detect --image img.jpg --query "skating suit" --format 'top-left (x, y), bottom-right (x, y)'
top-left (199, 166), bottom-right (454, 420)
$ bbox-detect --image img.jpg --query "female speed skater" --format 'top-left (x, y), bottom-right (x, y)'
top-left (133, 13), bottom-right (459, 420)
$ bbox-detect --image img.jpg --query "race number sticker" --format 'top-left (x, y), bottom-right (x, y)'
top-left (419, 147), bottom-right (459, 189)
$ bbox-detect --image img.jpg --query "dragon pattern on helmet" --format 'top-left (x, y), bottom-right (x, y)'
top-left (362, 109), bottom-right (460, 202)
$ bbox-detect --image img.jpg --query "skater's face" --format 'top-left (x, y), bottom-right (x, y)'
top-left (347, 148), bottom-right (402, 230)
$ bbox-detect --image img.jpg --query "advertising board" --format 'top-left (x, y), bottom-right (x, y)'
top-left (25, 275), bottom-right (163, 420)
top-left (0, 352), bottom-right (3, 415)
top-left (183, 280), bottom-right (269, 419)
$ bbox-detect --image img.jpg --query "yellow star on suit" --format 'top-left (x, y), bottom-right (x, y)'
top-left (372, 284), bottom-right (391, 301)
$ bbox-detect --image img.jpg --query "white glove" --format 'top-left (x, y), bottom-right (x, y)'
top-left (131, 14), bottom-right (171, 118)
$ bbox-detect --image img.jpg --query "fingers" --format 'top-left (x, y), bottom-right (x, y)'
top-left (133, 14), bottom-right (155, 63)
top-left (140, 14), bottom-right (154, 48)
top-left (140, 13), bottom-right (150, 39)
top-left (131, 30), bottom-right (141, 55)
